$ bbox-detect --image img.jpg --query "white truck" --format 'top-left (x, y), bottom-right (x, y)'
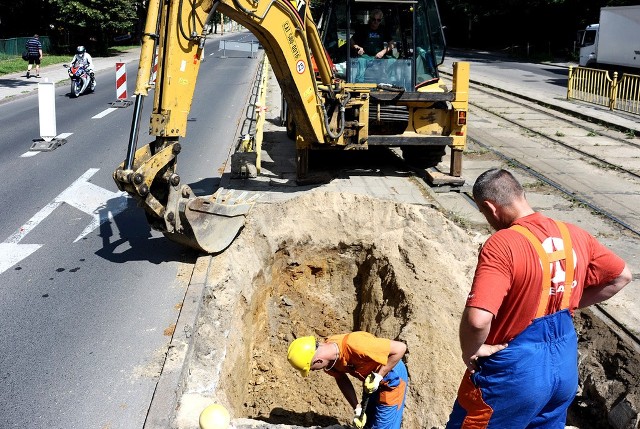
top-left (577, 5), bottom-right (640, 71)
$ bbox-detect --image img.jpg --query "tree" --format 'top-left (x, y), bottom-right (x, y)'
top-left (439, 0), bottom-right (640, 57)
top-left (0, 0), bottom-right (51, 38)
top-left (47, 0), bottom-right (142, 54)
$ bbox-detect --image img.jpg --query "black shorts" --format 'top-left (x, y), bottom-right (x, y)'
top-left (28, 55), bottom-right (41, 65)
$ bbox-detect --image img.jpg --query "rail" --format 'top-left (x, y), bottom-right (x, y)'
top-left (567, 66), bottom-right (640, 115)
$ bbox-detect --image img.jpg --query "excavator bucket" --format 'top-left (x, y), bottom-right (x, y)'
top-left (165, 189), bottom-right (258, 254)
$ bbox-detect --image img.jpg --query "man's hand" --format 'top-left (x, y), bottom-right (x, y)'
top-left (364, 372), bottom-right (383, 394)
top-left (464, 343), bottom-right (508, 373)
top-left (352, 406), bottom-right (366, 429)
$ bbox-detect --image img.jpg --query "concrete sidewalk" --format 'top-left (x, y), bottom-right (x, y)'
top-left (0, 48), bottom-right (142, 104)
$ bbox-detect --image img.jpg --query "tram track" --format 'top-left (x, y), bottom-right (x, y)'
top-left (432, 76), bottom-right (640, 353)
top-left (442, 74), bottom-right (640, 237)
top-left (468, 81), bottom-right (640, 179)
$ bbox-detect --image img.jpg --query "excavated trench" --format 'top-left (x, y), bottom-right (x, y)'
top-left (175, 192), bottom-right (639, 429)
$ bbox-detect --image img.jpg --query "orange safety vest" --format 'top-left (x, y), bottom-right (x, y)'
top-left (510, 221), bottom-right (575, 318)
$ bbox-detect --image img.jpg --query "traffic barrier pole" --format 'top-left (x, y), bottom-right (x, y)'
top-left (30, 78), bottom-right (67, 151)
top-left (150, 47), bottom-right (158, 86)
top-left (112, 62), bottom-right (132, 108)
top-left (116, 62), bottom-right (127, 99)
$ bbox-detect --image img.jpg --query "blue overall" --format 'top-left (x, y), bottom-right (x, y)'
top-left (364, 360), bottom-right (408, 429)
top-left (447, 221), bottom-right (579, 428)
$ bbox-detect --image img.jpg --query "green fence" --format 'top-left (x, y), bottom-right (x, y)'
top-left (0, 36), bottom-right (51, 55)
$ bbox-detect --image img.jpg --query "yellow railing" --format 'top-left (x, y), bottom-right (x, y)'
top-left (615, 72), bottom-right (640, 115)
top-left (567, 66), bottom-right (640, 115)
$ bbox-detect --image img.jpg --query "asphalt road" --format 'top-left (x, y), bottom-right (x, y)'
top-left (0, 32), bottom-right (260, 429)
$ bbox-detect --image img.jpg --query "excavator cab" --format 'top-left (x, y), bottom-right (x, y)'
top-left (317, 0), bottom-right (445, 91)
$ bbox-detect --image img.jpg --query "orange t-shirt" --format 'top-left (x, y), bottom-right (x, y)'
top-left (467, 212), bottom-right (625, 344)
top-left (324, 332), bottom-right (391, 381)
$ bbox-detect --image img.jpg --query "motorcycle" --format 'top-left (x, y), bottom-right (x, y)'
top-left (63, 63), bottom-right (96, 98)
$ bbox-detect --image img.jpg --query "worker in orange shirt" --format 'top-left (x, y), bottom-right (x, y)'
top-left (446, 168), bottom-right (631, 428)
top-left (288, 332), bottom-right (408, 429)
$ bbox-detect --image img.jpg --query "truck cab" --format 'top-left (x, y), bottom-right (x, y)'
top-left (577, 24), bottom-right (598, 67)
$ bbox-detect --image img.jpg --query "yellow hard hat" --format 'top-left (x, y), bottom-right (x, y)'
top-left (199, 403), bottom-right (230, 429)
top-left (287, 336), bottom-right (317, 377)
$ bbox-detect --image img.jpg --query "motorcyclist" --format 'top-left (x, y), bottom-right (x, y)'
top-left (71, 46), bottom-right (95, 86)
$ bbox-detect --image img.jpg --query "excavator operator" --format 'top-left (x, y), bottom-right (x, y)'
top-left (287, 332), bottom-right (408, 429)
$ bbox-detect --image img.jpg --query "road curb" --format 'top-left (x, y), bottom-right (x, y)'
top-left (143, 255), bottom-right (211, 429)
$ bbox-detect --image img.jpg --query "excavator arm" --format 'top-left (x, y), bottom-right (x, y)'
top-left (113, 0), bottom-right (349, 252)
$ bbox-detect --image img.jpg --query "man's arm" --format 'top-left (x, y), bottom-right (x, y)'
top-left (374, 39), bottom-right (392, 59)
top-left (334, 373), bottom-right (358, 408)
top-left (376, 340), bottom-right (406, 377)
top-left (459, 306), bottom-right (507, 372)
top-left (350, 36), bottom-right (364, 56)
top-left (579, 264), bottom-right (632, 308)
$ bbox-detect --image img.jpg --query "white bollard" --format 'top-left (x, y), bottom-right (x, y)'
top-left (38, 79), bottom-right (56, 142)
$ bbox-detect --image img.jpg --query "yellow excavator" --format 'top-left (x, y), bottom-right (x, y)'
top-left (113, 0), bottom-right (469, 253)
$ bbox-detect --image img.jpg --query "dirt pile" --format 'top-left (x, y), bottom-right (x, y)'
top-left (174, 190), bottom-right (480, 428)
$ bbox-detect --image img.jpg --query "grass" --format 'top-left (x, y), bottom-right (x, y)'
top-left (0, 45), bottom-right (138, 76)
top-left (0, 53), bottom-right (70, 75)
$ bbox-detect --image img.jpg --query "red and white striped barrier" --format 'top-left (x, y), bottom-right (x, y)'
top-left (115, 62), bottom-right (128, 100)
top-left (111, 62), bottom-right (132, 108)
top-left (151, 47), bottom-right (159, 85)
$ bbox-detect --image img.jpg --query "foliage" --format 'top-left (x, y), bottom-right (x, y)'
top-left (439, 0), bottom-right (640, 57)
top-left (3, 0), bottom-right (640, 59)
top-left (46, 0), bottom-right (142, 54)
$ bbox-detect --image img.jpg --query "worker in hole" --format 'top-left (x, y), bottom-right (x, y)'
top-left (287, 331), bottom-right (407, 429)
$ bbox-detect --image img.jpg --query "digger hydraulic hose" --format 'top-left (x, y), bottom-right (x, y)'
top-left (322, 92), bottom-right (351, 140)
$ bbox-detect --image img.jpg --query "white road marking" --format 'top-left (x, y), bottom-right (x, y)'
top-left (92, 108), bottom-right (118, 119)
top-left (0, 243), bottom-right (42, 274)
top-left (0, 168), bottom-right (130, 274)
top-left (20, 132), bottom-right (73, 157)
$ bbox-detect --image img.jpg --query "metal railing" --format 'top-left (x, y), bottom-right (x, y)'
top-left (615, 72), bottom-right (640, 115)
top-left (567, 66), bottom-right (640, 115)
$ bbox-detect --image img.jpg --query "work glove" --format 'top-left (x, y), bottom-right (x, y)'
top-left (364, 372), bottom-right (383, 394)
top-left (352, 405), bottom-right (366, 429)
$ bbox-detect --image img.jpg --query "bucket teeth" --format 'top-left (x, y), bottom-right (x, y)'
top-left (211, 188), bottom-right (261, 205)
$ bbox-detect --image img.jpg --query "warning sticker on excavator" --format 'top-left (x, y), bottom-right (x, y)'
top-left (304, 86), bottom-right (314, 103)
top-left (296, 60), bottom-right (305, 74)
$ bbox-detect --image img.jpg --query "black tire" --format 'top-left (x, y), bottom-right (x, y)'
top-left (400, 146), bottom-right (446, 168)
top-left (72, 80), bottom-right (82, 98)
